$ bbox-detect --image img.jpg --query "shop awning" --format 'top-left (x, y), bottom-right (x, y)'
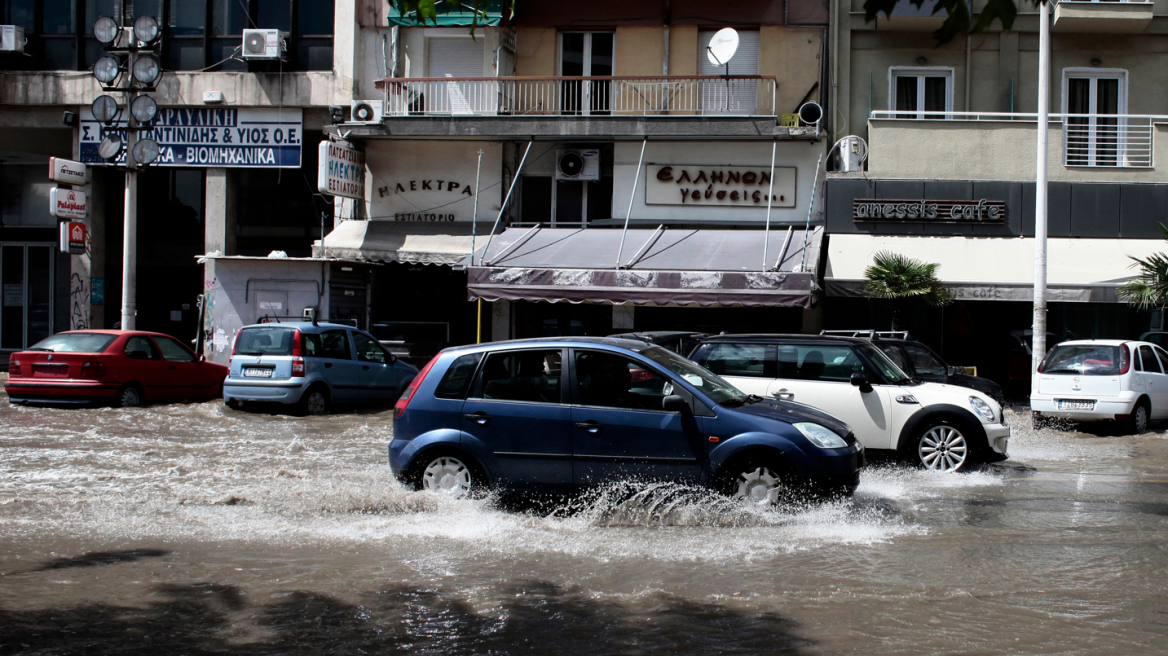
top-left (466, 226), bottom-right (823, 307)
top-left (388, 0), bottom-right (504, 25)
top-left (319, 220), bottom-right (476, 266)
top-left (824, 234), bottom-right (1156, 303)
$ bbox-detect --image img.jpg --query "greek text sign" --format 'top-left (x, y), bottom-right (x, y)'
top-left (646, 165), bottom-right (797, 208)
top-left (49, 157), bottom-right (87, 185)
top-left (79, 107), bottom-right (303, 168)
top-left (50, 188), bottom-right (87, 219)
top-left (59, 221), bottom-right (86, 254)
top-left (318, 141), bottom-right (366, 200)
top-left (853, 199), bottom-right (1007, 223)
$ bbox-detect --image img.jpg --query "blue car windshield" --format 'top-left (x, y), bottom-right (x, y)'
top-left (640, 346), bottom-right (747, 406)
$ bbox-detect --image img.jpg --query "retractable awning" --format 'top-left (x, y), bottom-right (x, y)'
top-left (319, 220), bottom-right (476, 266)
top-left (824, 234), bottom-right (1155, 303)
top-left (466, 226), bottom-right (823, 307)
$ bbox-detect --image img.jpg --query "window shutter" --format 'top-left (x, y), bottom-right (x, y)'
top-left (427, 37), bottom-right (484, 78)
top-left (698, 30), bottom-right (759, 76)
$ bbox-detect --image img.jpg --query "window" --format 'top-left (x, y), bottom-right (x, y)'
top-left (518, 147), bottom-right (613, 227)
top-left (903, 343), bottom-right (948, 378)
top-left (477, 349), bottom-right (563, 404)
top-left (890, 68), bottom-right (953, 119)
top-left (1139, 345), bottom-right (1161, 374)
top-left (124, 335), bottom-right (160, 360)
top-left (435, 352), bottom-right (483, 400)
top-left (319, 329), bottom-right (351, 360)
top-left (425, 35), bottom-right (485, 113)
top-left (1, 244), bottom-right (53, 350)
top-left (700, 343), bottom-right (774, 378)
top-left (352, 331), bottom-right (389, 364)
top-left (154, 335), bottom-right (196, 362)
top-left (699, 29), bottom-right (759, 115)
top-left (1064, 69), bottom-right (1126, 167)
top-left (29, 332), bottom-right (117, 353)
top-left (575, 350), bottom-right (670, 411)
top-left (235, 327), bottom-right (296, 356)
top-left (776, 345), bottom-right (868, 383)
top-left (877, 344), bottom-right (910, 372)
top-left (560, 32), bottom-right (613, 115)
top-left (1041, 344), bottom-right (1121, 376)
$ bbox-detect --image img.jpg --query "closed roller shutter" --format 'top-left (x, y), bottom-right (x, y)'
top-left (426, 37), bottom-right (487, 114)
top-left (699, 30), bottom-right (759, 114)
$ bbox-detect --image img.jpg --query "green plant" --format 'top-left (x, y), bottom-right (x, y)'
top-left (863, 250), bottom-right (953, 330)
top-left (1118, 223), bottom-right (1168, 312)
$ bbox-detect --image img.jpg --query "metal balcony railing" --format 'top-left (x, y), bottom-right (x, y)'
top-left (376, 76), bottom-right (778, 117)
top-left (870, 110), bottom-right (1160, 168)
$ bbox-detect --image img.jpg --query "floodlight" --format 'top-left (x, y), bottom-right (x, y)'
top-left (133, 15), bottom-right (160, 46)
top-left (131, 138), bottom-right (160, 165)
top-left (91, 95), bottom-right (119, 123)
top-left (93, 55), bottom-right (121, 84)
top-left (93, 16), bottom-right (119, 47)
top-left (97, 133), bottom-right (124, 161)
top-left (132, 55), bottom-right (161, 85)
top-left (130, 95), bottom-right (158, 123)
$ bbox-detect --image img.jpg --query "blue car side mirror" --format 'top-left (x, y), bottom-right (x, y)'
top-left (662, 394), bottom-right (689, 412)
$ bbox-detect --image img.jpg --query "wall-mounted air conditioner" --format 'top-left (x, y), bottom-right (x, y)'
top-left (555, 149), bottom-right (601, 181)
top-left (350, 100), bottom-right (384, 123)
top-left (1, 25), bottom-right (26, 53)
top-left (241, 29), bottom-right (286, 60)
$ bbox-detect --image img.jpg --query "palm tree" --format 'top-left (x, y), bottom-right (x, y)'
top-left (863, 250), bottom-right (953, 330)
top-left (1118, 223), bottom-right (1168, 313)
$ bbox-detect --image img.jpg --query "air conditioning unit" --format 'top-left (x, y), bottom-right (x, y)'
top-left (1, 25), bottom-right (26, 53)
top-left (241, 29), bottom-right (286, 60)
top-left (555, 149), bottom-right (601, 181)
top-left (350, 100), bottom-right (384, 123)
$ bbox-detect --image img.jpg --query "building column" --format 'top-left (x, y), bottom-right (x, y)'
top-left (801, 304), bottom-right (824, 335)
top-left (70, 133), bottom-right (105, 330)
top-left (202, 168), bottom-right (235, 360)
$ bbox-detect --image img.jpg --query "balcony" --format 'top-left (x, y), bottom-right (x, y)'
top-left (1053, 1), bottom-right (1154, 33)
top-left (357, 75), bottom-right (808, 140)
top-left (866, 111), bottom-right (1168, 182)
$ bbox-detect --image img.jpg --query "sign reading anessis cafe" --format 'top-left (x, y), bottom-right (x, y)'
top-left (646, 165), bottom-right (797, 208)
top-left (853, 198), bottom-right (1007, 223)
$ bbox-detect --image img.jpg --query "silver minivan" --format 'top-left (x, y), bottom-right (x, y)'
top-left (223, 322), bottom-right (418, 415)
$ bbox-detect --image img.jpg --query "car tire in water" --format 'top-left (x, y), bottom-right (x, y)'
top-left (112, 385), bottom-right (142, 409)
top-left (414, 452), bottom-right (485, 499)
top-left (1124, 401), bottom-right (1150, 435)
top-left (910, 418), bottom-right (971, 472)
top-left (716, 455), bottom-right (792, 507)
top-left (298, 385), bottom-right (330, 416)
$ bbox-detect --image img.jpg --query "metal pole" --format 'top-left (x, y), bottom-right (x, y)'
top-left (471, 149), bottom-right (483, 265)
top-left (120, 49), bottom-right (139, 331)
top-left (761, 140), bottom-right (777, 270)
top-left (481, 140), bottom-right (532, 264)
top-left (476, 297), bottom-right (482, 344)
top-left (616, 138), bottom-right (647, 268)
top-left (1033, 0), bottom-right (1050, 387)
top-left (797, 153), bottom-right (823, 272)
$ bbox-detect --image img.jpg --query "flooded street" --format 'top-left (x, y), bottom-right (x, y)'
top-left (2, 388), bottom-right (1167, 654)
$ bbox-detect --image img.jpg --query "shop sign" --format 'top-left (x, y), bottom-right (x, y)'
top-left (645, 165), bottom-right (797, 208)
top-left (79, 107), bottom-right (303, 168)
top-left (50, 188), bottom-right (87, 219)
top-left (49, 157), bottom-right (87, 185)
top-left (91, 278), bottom-right (104, 306)
top-left (853, 198), bottom-right (1007, 223)
top-left (59, 221), bottom-right (86, 254)
top-left (317, 141), bottom-right (366, 200)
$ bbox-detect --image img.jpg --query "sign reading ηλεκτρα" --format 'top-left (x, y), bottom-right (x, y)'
top-left (318, 141), bottom-right (366, 200)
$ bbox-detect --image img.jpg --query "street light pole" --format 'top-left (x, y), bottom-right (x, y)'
top-left (1033, 0), bottom-right (1051, 388)
top-left (121, 46), bottom-right (139, 330)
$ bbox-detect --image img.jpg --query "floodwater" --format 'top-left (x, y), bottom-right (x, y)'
top-left (1, 387), bottom-right (1167, 654)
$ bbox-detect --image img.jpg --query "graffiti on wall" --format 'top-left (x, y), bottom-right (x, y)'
top-left (70, 273), bottom-right (90, 330)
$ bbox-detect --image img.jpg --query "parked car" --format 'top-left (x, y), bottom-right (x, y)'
top-left (1139, 331), bottom-right (1168, 349)
top-left (5, 330), bottom-right (227, 407)
top-left (821, 331), bottom-right (1005, 403)
top-left (1007, 329), bottom-right (1060, 395)
top-left (223, 322), bottom-right (418, 415)
top-left (389, 337), bottom-right (864, 504)
top-left (690, 334), bottom-right (1011, 472)
top-left (1031, 339), bottom-right (1168, 434)
top-left (607, 331), bottom-right (709, 356)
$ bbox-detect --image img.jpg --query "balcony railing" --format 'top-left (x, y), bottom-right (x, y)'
top-left (376, 76), bottom-right (778, 118)
top-left (870, 110), bottom-right (1159, 168)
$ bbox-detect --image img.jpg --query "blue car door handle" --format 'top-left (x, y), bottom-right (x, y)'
top-left (325, 362), bottom-right (333, 368)
top-left (362, 365), bottom-right (370, 370)
top-left (464, 412), bottom-right (491, 425)
top-left (575, 421), bottom-right (602, 435)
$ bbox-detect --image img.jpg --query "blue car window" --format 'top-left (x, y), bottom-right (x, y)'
top-left (320, 330), bottom-right (351, 360)
top-left (435, 352), bottom-right (483, 400)
top-left (353, 331), bottom-right (388, 364)
top-left (478, 350), bottom-right (562, 404)
top-left (302, 333), bottom-right (322, 357)
top-left (575, 350), bottom-right (669, 411)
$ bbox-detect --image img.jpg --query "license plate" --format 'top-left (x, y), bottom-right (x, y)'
top-left (243, 368), bottom-right (274, 378)
top-left (1058, 400), bottom-right (1095, 410)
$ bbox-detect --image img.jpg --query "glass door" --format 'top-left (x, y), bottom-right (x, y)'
top-left (1066, 73), bottom-right (1123, 166)
top-left (1, 244), bottom-right (54, 351)
top-left (560, 32), bottom-right (613, 116)
top-left (891, 69), bottom-right (952, 119)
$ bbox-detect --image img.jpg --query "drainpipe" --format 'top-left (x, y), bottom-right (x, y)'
top-left (965, 34), bottom-right (971, 112)
top-left (831, 0), bottom-right (840, 140)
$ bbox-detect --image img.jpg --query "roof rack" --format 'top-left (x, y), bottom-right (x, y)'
top-left (820, 329), bottom-right (911, 340)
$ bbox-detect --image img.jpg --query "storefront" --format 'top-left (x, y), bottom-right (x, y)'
top-left (823, 177), bottom-right (1163, 393)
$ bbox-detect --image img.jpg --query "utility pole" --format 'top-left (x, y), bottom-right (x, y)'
top-left (1033, 0), bottom-right (1051, 387)
top-left (121, 95), bottom-right (139, 330)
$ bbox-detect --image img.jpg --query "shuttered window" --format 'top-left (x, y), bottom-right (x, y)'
top-left (698, 30), bottom-right (759, 114)
top-left (698, 30), bottom-right (759, 76)
top-left (427, 37), bottom-right (484, 78)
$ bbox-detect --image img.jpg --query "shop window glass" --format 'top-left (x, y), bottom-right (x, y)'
top-left (43, 0), bottom-right (77, 35)
top-left (4, 0), bottom-right (35, 30)
top-left (257, 0), bottom-right (292, 31)
top-left (520, 176), bottom-right (552, 224)
top-left (1, 246), bottom-right (26, 349)
top-left (168, 0), bottom-right (207, 70)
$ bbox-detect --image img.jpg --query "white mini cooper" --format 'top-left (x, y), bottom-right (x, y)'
top-left (690, 335), bottom-right (1010, 472)
top-left (1031, 339), bottom-right (1168, 434)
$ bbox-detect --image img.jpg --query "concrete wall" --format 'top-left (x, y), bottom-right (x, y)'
top-left (615, 27), bottom-right (666, 76)
top-left (761, 26), bottom-right (825, 115)
top-left (515, 28), bottom-right (558, 77)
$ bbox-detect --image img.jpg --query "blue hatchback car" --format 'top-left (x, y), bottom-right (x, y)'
top-left (390, 337), bottom-right (864, 505)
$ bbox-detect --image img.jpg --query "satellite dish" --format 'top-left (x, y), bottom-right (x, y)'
top-left (706, 28), bottom-right (739, 67)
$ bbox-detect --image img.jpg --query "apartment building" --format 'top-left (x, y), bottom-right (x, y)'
top-left (824, 0), bottom-right (1168, 389)
top-left (321, 0), bottom-right (832, 348)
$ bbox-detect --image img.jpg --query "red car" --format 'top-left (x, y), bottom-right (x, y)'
top-left (4, 330), bottom-right (228, 407)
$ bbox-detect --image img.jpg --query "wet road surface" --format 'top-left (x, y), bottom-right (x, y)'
top-left (1, 388), bottom-right (1167, 654)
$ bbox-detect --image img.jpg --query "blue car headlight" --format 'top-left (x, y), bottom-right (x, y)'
top-left (969, 396), bottom-right (996, 422)
top-left (793, 422), bottom-right (848, 449)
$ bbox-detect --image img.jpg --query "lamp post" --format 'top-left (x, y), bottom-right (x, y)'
top-left (1033, 0), bottom-right (1051, 388)
top-left (90, 14), bottom-right (164, 331)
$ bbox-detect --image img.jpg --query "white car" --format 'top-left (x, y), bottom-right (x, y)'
top-left (690, 335), bottom-right (1010, 472)
top-left (1031, 339), bottom-right (1168, 433)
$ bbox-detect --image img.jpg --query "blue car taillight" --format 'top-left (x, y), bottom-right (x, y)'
top-left (394, 354), bottom-right (439, 419)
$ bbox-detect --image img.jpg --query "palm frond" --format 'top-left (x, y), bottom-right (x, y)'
top-left (863, 250), bottom-right (952, 306)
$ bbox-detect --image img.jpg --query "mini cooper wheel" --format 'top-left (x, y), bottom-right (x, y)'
top-left (1125, 402), bottom-right (1150, 435)
top-left (914, 423), bottom-right (969, 472)
top-left (419, 455), bottom-right (477, 498)
top-left (113, 385), bottom-right (142, 408)
top-left (298, 386), bottom-right (329, 416)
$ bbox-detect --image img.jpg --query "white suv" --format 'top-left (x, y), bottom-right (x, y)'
top-left (1031, 339), bottom-right (1168, 434)
top-left (690, 335), bottom-right (1010, 472)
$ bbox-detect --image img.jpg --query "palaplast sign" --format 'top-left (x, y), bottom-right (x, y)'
top-left (50, 188), bottom-right (87, 219)
top-left (79, 107), bottom-right (303, 168)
